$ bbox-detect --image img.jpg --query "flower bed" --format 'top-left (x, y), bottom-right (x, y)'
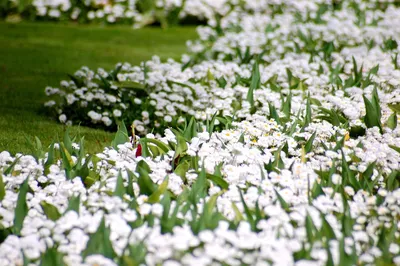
top-left (2, 1), bottom-right (400, 265)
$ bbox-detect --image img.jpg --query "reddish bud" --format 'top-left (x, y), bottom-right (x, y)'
top-left (135, 144), bottom-right (142, 157)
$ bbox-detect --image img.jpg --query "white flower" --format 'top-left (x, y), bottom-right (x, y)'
top-left (151, 203), bottom-right (163, 217)
top-left (102, 116), bottom-right (113, 126)
top-left (140, 203), bottom-right (152, 216)
top-left (331, 174), bottom-right (341, 185)
top-left (88, 111), bottom-right (102, 122)
top-left (389, 243), bottom-right (399, 254)
top-left (113, 109), bottom-right (122, 117)
top-left (344, 186), bottom-right (355, 196)
top-left (87, 11), bottom-right (95, 20)
top-left (164, 115), bottom-right (172, 123)
top-left (59, 114), bottom-right (67, 123)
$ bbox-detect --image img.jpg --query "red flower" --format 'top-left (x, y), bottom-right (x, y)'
top-left (135, 144), bottom-right (142, 157)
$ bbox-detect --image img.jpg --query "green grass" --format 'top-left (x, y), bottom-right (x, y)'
top-left (0, 21), bottom-right (197, 155)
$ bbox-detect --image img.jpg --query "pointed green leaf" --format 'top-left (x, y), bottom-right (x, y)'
top-left (13, 178), bottom-right (29, 235)
top-left (387, 112), bottom-right (397, 130)
top-left (148, 176), bottom-right (169, 204)
top-left (247, 59), bottom-right (260, 109)
top-left (65, 194), bottom-right (80, 214)
top-left (275, 189), bottom-right (289, 211)
top-left (304, 131), bottom-right (317, 153)
top-left (40, 201), bottom-right (61, 221)
top-left (113, 171), bottom-right (126, 199)
top-left (136, 160), bottom-right (156, 196)
top-left (0, 172), bottom-right (5, 201)
top-left (40, 247), bottom-right (65, 266)
top-left (206, 173), bottom-right (229, 190)
top-left (111, 121), bottom-right (129, 150)
top-left (363, 94), bottom-right (382, 133)
top-left (83, 216), bottom-right (116, 259)
top-left (4, 156), bottom-right (21, 176)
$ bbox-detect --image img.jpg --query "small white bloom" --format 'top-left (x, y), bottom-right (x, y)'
top-left (59, 114), bottom-right (67, 123)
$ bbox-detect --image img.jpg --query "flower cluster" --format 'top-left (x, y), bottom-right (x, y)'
top-left (3, 0), bottom-right (400, 265)
top-left (3, 0), bottom-right (297, 26)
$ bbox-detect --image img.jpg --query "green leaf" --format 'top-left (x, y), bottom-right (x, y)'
top-left (387, 112), bottom-right (397, 130)
top-left (174, 160), bottom-right (189, 181)
top-left (13, 178), bottom-right (29, 235)
top-left (99, 75), bottom-right (111, 90)
top-left (148, 176), bottom-right (169, 204)
top-left (320, 213), bottom-right (336, 240)
top-left (63, 129), bottom-right (73, 155)
top-left (371, 87), bottom-right (381, 120)
top-left (216, 77), bottom-right (227, 88)
top-left (231, 202), bottom-right (244, 224)
top-left (183, 117), bottom-right (198, 141)
top-left (388, 103), bottom-right (400, 113)
top-left (136, 160), bottom-right (156, 196)
top-left (126, 170), bottom-right (136, 198)
top-left (83, 216), bottom-right (116, 259)
top-left (275, 189), bottom-right (290, 211)
top-left (282, 93), bottom-right (292, 118)
top-left (189, 165), bottom-right (208, 204)
top-left (141, 138), bottom-right (170, 154)
top-left (268, 102), bottom-right (281, 124)
top-left (207, 112), bottom-right (218, 135)
top-left (40, 201), bottom-right (61, 221)
top-left (60, 142), bottom-right (73, 169)
top-left (123, 243), bottom-right (146, 266)
top-left (363, 92), bottom-right (382, 133)
top-left (67, 74), bottom-right (84, 87)
top-left (238, 188), bottom-right (256, 231)
top-left (113, 171), bottom-right (126, 199)
top-left (65, 194), bottom-right (80, 214)
top-left (4, 156), bottom-right (21, 176)
top-left (44, 143), bottom-right (55, 174)
top-left (206, 173), bottom-right (229, 190)
top-left (304, 94), bottom-right (312, 127)
top-left (138, 139), bottom-right (151, 158)
top-left (40, 247), bottom-right (65, 266)
top-left (173, 134), bottom-right (188, 160)
top-left (111, 121), bottom-right (129, 150)
top-left (108, 64), bottom-right (122, 81)
top-left (341, 150), bottom-right (361, 190)
top-left (0, 172), bottom-right (5, 201)
top-left (389, 145), bottom-right (400, 154)
top-left (305, 213), bottom-right (316, 243)
top-left (304, 131), bottom-right (317, 153)
top-left (311, 181), bottom-right (325, 199)
top-left (387, 170), bottom-right (400, 191)
top-left (247, 59), bottom-right (260, 109)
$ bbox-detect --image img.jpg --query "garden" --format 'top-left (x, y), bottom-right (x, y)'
top-left (1, 0), bottom-right (400, 265)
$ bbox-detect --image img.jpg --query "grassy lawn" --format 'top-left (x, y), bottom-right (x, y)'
top-left (0, 22), bottom-right (197, 155)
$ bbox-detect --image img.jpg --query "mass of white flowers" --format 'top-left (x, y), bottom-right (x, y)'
top-left (2, 0), bottom-right (400, 265)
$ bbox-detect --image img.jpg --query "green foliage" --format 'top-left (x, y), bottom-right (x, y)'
top-left (40, 201), bottom-right (61, 221)
top-left (386, 112), bottom-right (397, 130)
top-left (83, 216), bottom-right (116, 259)
top-left (136, 160), bottom-right (157, 196)
top-left (65, 194), bottom-right (80, 214)
top-left (13, 178), bottom-right (29, 235)
top-left (363, 87), bottom-right (382, 133)
top-left (112, 121), bottom-right (130, 151)
top-left (247, 58), bottom-right (261, 113)
top-left (0, 172), bottom-right (5, 201)
top-left (0, 22), bottom-right (195, 155)
top-left (40, 247), bottom-right (65, 266)
top-left (113, 171), bottom-right (126, 199)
